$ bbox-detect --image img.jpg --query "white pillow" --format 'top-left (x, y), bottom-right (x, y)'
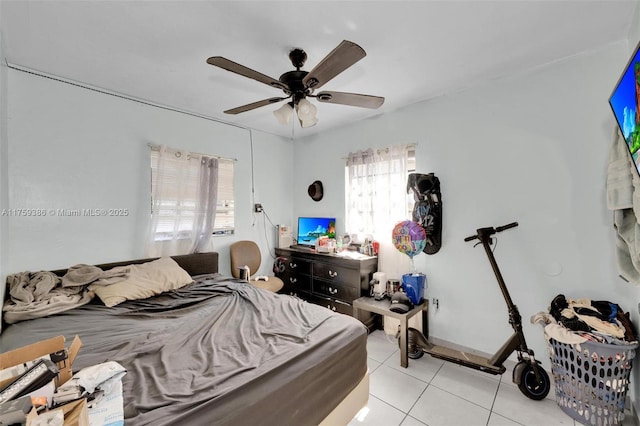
top-left (89, 257), bottom-right (193, 307)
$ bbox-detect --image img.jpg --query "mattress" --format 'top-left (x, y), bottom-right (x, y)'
top-left (0, 274), bottom-right (368, 425)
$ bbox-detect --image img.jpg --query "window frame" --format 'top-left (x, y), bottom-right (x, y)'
top-left (149, 147), bottom-right (235, 240)
top-left (344, 145), bottom-right (416, 236)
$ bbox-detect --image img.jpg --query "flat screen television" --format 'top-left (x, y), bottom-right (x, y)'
top-left (609, 40), bottom-right (640, 177)
top-left (296, 217), bottom-right (336, 247)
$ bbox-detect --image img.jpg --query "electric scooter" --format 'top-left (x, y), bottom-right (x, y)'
top-left (404, 222), bottom-right (551, 400)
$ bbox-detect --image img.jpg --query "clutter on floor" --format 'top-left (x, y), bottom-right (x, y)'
top-left (532, 294), bottom-right (638, 426)
top-left (0, 335), bottom-right (126, 426)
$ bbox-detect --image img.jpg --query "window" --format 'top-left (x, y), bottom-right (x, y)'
top-left (150, 147), bottom-right (234, 242)
top-left (344, 144), bottom-right (415, 238)
top-left (211, 159), bottom-right (235, 234)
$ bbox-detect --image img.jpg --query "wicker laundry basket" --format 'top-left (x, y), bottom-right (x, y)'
top-left (547, 336), bottom-right (637, 426)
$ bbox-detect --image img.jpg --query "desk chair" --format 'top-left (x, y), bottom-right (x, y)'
top-left (229, 240), bottom-right (284, 293)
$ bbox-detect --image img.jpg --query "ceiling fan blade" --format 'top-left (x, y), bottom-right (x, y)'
top-left (207, 57), bottom-right (286, 90)
top-left (315, 91), bottom-right (384, 109)
top-left (224, 97), bottom-right (289, 115)
top-left (302, 40), bottom-right (366, 90)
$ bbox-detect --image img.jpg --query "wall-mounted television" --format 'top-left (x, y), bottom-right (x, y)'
top-left (296, 217), bottom-right (336, 247)
top-left (609, 40), bottom-right (640, 177)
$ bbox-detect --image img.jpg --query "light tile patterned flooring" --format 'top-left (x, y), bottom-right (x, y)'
top-left (348, 330), bottom-right (636, 426)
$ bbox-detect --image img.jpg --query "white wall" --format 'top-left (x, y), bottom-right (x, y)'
top-left (0, 24), bottom-right (8, 310)
top-left (6, 69), bottom-right (293, 277)
top-left (294, 41), bottom-right (639, 373)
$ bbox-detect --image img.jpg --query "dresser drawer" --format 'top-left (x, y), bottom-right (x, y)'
top-left (313, 279), bottom-right (359, 303)
top-left (284, 257), bottom-right (311, 275)
top-left (312, 262), bottom-right (359, 285)
top-left (280, 271), bottom-right (312, 293)
top-left (309, 294), bottom-right (352, 315)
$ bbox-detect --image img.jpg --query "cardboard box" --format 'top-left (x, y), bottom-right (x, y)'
top-left (0, 335), bottom-right (82, 388)
top-left (26, 398), bottom-right (89, 426)
top-left (55, 398), bottom-right (89, 426)
top-left (0, 336), bottom-right (85, 426)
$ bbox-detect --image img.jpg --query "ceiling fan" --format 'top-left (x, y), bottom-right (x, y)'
top-left (206, 40), bottom-right (385, 128)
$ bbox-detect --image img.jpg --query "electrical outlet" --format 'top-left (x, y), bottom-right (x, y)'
top-left (254, 203), bottom-right (263, 213)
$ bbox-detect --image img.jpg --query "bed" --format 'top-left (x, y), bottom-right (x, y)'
top-left (0, 252), bottom-right (369, 425)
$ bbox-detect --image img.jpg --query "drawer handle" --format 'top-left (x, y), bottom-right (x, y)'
top-left (289, 262), bottom-right (297, 268)
top-left (289, 277), bottom-right (297, 284)
top-left (328, 270), bottom-right (338, 278)
top-left (328, 287), bottom-right (338, 295)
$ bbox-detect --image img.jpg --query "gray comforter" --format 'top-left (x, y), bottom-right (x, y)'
top-left (0, 274), bottom-right (368, 425)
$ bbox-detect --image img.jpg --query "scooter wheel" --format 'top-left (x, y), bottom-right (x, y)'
top-left (517, 363), bottom-right (550, 400)
top-left (397, 330), bottom-right (424, 359)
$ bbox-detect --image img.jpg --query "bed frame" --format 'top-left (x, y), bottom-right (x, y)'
top-left (48, 252), bottom-right (220, 278)
top-left (320, 371), bottom-right (370, 425)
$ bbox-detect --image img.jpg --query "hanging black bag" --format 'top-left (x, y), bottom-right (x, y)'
top-left (407, 173), bottom-right (442, 254)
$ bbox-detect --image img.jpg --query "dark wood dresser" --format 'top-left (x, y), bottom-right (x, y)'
top-left (274, 247), bottom-right (378, 319)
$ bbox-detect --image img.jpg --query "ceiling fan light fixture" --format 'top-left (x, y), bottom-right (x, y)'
top-left (273, 102), bottom-right (294, 125)
top-left (299, 115), bottom-right (318, 128)
top-left (296, 98), bottom-right (317, 120)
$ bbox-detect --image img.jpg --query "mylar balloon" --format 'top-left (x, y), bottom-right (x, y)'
top-left (392, 220), bottom-right (427, 258)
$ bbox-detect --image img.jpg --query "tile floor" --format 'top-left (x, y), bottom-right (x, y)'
top-left (348, 330), bottom-right (636, 426)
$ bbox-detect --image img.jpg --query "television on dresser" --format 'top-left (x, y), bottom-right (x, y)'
top-left (609, 39), bottom-right (640, 177)
top-left (296, 217), bottom-right (336, 247)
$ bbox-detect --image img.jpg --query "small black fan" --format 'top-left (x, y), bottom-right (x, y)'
top-left (206, 40), bottom-right (384, 127)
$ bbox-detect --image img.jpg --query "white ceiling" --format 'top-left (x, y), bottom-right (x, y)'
top-left (1, 1), bottom-right (638, 139)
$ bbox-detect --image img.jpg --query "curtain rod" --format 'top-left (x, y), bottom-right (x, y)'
top-left (147, 143), bottom-right (237, 162)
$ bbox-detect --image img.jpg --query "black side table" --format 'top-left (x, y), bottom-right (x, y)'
top-left (353, 296), bottom-right (428, 368)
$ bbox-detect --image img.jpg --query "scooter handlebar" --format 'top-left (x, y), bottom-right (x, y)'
top-left (496, 222), bottom-right (518, 232)
top-left (464, 222), bottom-right (518, 242)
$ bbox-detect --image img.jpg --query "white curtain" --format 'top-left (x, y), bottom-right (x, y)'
top-left (191, 156), bottom-right (219, 253)
top-left (146, 145), bottom-right (218, 257)
top-left (346, 145), bottom-right (413, 276)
